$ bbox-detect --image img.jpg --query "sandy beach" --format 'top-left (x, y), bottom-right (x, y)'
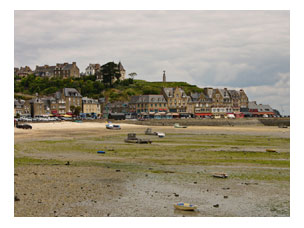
top-left (14, 121), bottom-right (290, 217)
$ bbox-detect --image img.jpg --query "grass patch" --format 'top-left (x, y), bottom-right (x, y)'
top-left (14, 157), bottom-right (65, 167)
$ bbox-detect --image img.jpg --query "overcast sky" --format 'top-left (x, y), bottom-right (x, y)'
top-left (14, 10), bottom-right (290, 115)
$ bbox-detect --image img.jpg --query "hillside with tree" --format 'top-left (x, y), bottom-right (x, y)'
top-left (14, 62), bottom-right (204, 101)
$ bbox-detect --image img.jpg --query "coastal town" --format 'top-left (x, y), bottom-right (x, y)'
top-left (13, 10), bottom-right (290, 218)
top-left (14, 61), bottom-right (281, 121)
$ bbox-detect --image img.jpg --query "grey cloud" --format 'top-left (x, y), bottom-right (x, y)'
top-left (14, 10), bottom-right (289, 114)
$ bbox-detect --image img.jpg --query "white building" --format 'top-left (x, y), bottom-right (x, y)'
top-left (85, 64), bottom-right (100, 76)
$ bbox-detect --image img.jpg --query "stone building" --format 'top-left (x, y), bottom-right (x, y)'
top-left (188, 92), bottom-right (213, 117)
top-left (118, 61), bottom-right (126, 80)
top-left (34, 65), bottom-right (56, 77)
top-left (239, 89), bottom-right (249, 108)
top-left (129, 95), bottom-right (167, 114)
top-left (54, 62), bottom-right (80, 78)
top-left (16, 66), bottom-right (33, 77)
top-left (14, 99), bottom-right (31, 116)
top-left (82, 97), bottom-right (101, 116)
top-left (55, 88), bottom-right (82, 114)
top-left (29, 97), bottom-right (45, 117)
top-left (162, 87), bottom-right (190, 113)
top-left (85, 64), bottom-right (101, 76)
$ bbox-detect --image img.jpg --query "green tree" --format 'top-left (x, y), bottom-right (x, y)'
top-left (70, 105), bottom-right (76, 114)
top-left (128, 72), bottom-right (137, 80)
top-left (74, 106), bottom-right (81, 116)
top-left (98, 62), bottom-right (121, 88)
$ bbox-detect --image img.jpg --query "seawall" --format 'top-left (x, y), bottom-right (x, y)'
top-left (121, 118), bottom-right (290, 127)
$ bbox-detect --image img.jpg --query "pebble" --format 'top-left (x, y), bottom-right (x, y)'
top-left (213, 204), bottom-right (219, 208)
top-left (15, 195), bottom-right (20, 201)
top-left (194, 182), bottom-right (197, 184)
top-left (224, 196), bottom-right (228, 199)
top-left (116, 170), bottom-right (121, 172)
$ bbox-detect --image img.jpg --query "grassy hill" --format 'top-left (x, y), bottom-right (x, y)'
top-left (14, 75), bottom-right (204, 102)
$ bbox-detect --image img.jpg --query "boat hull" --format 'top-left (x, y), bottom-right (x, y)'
top-left (174, 203), bottom-right (197, 211)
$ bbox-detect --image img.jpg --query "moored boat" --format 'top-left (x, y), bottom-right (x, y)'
top-left (212, 173), bottom-right (228, 178)
top-left (174, 202), bottom-right (197, 211)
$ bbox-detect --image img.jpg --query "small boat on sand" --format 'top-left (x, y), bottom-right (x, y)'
top-left (157, 132), bottom-right (165, 138)
top-left (212, 173), bottom-right (228, 178)
top-left (174, 202), bottom-right (197, 211)
top-left (266, 149), bottom-right (277, 152)
top-left (174, 123), bottom-right (187, 128)
top-left (124, 133), bottom-right (152, 144)
top-left (106, 123), bottom-right (121, 130)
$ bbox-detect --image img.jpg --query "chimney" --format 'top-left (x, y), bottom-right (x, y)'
top-left (64, 62), bottom-right (68, 65)
top-left (72, 62), bottom-right (76, 65)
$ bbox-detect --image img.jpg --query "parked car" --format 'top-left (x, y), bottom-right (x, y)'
top-left (16, 123), bottom-right (32, 129)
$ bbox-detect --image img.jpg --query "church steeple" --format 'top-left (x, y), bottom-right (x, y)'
top-left (163, 70), bottom-right (166, 83)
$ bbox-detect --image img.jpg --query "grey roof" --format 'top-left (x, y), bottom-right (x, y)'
top-left (98, 97), bottom-right (106, 103)
top-left (190, 92), bottom-right (212, 103)
top-left (218, 89), bottom-right (231, 99)
top-left (203, 88), bottom-right (214, 98)
top-left (118, 62), bottom-right (125, 71)
top-left (62, 64), bottom-right (74, 70)
top-left (82, 97), bottom-right (98, 104)
top-left (163, 87), bottom-right (187, 98)
top-left (248, 102), bottom-right (273, 112)
top-left (163, 88), bottom-right (174, 97)
top-left (14, 99), bottom-right (25, 106)
top-left (35, 65), bottom-right (55, 75)
top-left (228, 90), bottom-right (240, 98)
top-left (130, 95), bottom-right (166, 103)
top-left (190, 92), bottom-right (200, 101)
top-left (63, 88), bottom-right (82, 97)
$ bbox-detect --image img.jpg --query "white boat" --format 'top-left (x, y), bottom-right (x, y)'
top-left (157, 132), bottom-right (165, 138)
top-left (174, 202), bottom-right (197, 211)
top-left (106, 123), bottom-right (121, 130)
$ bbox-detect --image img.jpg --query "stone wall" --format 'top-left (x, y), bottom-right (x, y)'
top-left (121, 118), bottom-right (290, 127)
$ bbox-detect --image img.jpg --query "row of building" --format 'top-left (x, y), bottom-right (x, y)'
top-left (14, 87), bottom-right (277, 119)
top-left (14, 61), bottom-right (126, 82)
